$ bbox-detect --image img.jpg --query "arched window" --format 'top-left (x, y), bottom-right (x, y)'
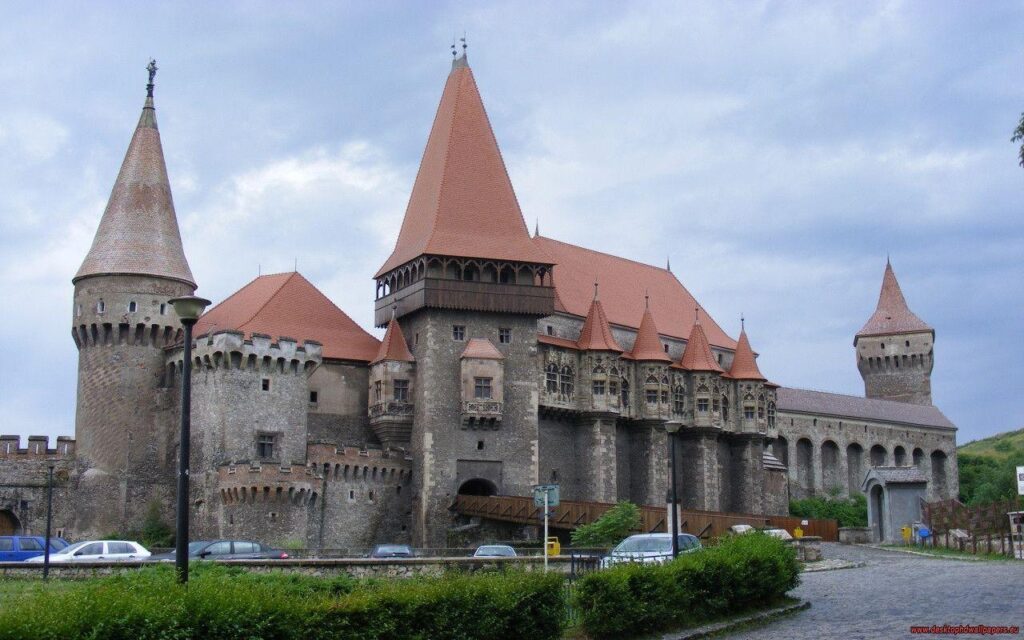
top-left (620, 378), bottom-right (630, 408)
top-left (672, 386), bottom-right (685, 414)
top-left (721, 395), bottom-right (730, 421)
top-left (128, 301), bottom-right (137, 313)
top-left (767, 402), bottom-right (776, 428)
top-left (545, 364), bottom-right (558, 393)
top-left (96, 299), bottom-right (105, 313)
top-left (559, 366), bottom-right (574, 397)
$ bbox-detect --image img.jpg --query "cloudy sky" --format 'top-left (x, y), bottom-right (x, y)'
top-left (1, 2), bottom-right (1021, 446)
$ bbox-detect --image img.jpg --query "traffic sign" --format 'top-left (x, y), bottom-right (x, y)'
top-left (533, 484), bottom-right (560, 507)
top-left (1017, 466), bottom-right (1024, 496)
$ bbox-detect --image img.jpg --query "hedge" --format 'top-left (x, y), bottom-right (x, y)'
top-left (573, 533), bottom-right (800, 639)
top-left (0, 565), bottom-right (565, 640)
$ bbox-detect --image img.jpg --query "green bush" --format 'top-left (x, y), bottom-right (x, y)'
top-left (574, 533), bottom-right (799, 639)
top-left (0, 564), bottom-right (564, 640)
top-left (570, 501), bottom-right (641, 548)
top-left (789, 494), bottom-right (867, 527)
top-left (959, 451), bottom-right (1024, 506)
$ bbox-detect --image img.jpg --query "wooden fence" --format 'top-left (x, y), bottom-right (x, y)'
top-left (453, 495), bottom-right (838, 541)
top-left (923, 496), bottom-right (1023, 556)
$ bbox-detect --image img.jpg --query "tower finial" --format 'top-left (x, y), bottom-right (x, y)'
top-left (741, 313), bottom-right (745, 331)
top-left (695, 306), bottom-right (701, 325)
top-left (644, 289), bottom-right (649, 308)
top-left (451, 39), bottom-right (457, 58)
top-left (593, 279), bottom-right (599, 300)
top-left (146, 59), bottom-right (157, 98)
top-left (461, 32), bottom-right (467, 54)
top-left (666, 256), bottom-right (671, 272)
top-left (534, 218), bottom-right (539, 237)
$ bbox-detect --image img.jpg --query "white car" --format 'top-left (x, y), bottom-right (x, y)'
top-left (26, 540), bottom-right (150, 563)
top-left (473, 545), bottom-right (517, 558)
top-left (601, 533), bottom-right (702, 568)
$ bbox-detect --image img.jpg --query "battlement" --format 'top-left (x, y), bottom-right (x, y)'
top-left (217, 462), bottom-right (320, 507)
top-left (0, 435), bottom-right (76, 458)
top-left (166, 330), bottom-right (323, 380)
top-left (72, 321), bottom-right (183, 350)
top-left (306, 442), bottom-right (412, 485)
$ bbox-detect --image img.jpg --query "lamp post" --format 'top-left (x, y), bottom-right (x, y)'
top-left (168, 295), bottom-right (211, 585)
top-left (665, 420), bottom-right (682, 558)
top-left (43, 465), bottom-right (54, 580)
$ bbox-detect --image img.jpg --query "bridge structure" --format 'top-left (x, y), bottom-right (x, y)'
top-left (453, 494), bottom-right (839, 541)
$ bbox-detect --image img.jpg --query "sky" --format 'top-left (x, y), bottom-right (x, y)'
top-left (0, 1), bottom-right (1021, 446)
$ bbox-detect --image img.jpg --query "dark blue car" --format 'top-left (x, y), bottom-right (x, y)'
top-left (0, 536), bottom-right (70, 561)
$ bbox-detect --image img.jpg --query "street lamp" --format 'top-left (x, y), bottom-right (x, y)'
top-left (43, 465), bottom-right (54, 580)
top-left (665, 420), bottom-right (682, 558)
top-left (168, 295), bottom-right (211, 584)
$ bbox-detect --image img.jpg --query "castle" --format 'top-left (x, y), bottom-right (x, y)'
top-left (0, 54), bottom-right (958, 548)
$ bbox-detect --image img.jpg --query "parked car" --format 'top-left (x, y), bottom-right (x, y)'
top-left (150, 540), bottom-right (289, 562)
top-left (0, 536), bottom-right (70, 562)
top-left (601, 533), bottom-right (702, 568)
top-left (369, 544), bottom-right (413, 558)
top-left (26, 540), bottom-right (149, 563)
top-left (472, 544), bottom-right (517, 558)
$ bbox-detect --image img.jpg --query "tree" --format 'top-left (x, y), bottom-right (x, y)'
top-left (1013, 112), bottom-right (1024, 168)
top-left (571, 501), bottom-right (641, 548)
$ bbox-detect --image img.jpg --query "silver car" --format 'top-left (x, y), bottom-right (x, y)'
top-left (473, 544), bottom-right (517, 558)
top-left (601, 533), bottom-right (701, 568)
top-left (25, 540), bottom-right (150, 563)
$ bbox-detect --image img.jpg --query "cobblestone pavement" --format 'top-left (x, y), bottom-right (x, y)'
top-left (728, 544), bottom-right (1024, 639)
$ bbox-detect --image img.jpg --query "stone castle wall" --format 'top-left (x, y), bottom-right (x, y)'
top-left (0, 436), bottom-right (77, 538)
top-left (856, 332), bottom-right (934, 405)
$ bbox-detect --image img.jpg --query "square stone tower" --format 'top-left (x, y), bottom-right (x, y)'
top-left (373, 53), bottom-right (555, 546)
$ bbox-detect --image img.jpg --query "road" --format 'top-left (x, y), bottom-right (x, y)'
top-left (728, 544), bottom-right (1024, 639)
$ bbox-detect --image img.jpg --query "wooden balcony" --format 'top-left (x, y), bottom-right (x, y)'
top-left (375, 278), bottom-right (555, 326)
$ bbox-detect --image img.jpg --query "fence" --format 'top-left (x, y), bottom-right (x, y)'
top-left (453, 494), bottom-right (839, 541)
top-left (923, 496), bottom-right (1023, 556)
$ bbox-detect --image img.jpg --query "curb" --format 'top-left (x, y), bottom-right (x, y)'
top-left (857, 544), bottom-right (985, 562)
top-left (802, 560), bottom-right (866, 572)
top-left (660, 600), bottom-right (811, 640)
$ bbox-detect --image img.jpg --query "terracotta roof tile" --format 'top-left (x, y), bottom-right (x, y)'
top-left (629, 306), bottom-right (673, 361)
top-left (75, 96), bottom-right (195, 287)
top-left (856, 261), bottom-right (932, 339)
top-left (728, 328), bottom-right (766, 380)
top-left (372, 318), bottom-right (415, 364)
top-left (577, 297), bottom-right (623, 352)
top-left (534, 236), bottom-right (736, 349)
top-left (677, 321), bottom-right (724, 373)
top-left (375, 58), bottom-right (551, 277)
top-left (461, 337), bottom-right (504, 360)
top-left (195, 272), bottom-right (379, 362)
top-left (537, 334), bottom-right (580, 350)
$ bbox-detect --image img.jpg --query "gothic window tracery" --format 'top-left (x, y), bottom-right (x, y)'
top-left (559, 365), bottom-right (574, 397)
top-left (545, 363), bottom-right (558, 393)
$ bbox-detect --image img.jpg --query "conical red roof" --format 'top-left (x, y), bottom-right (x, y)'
top-left (461, 338), bottom-right (504, 360)
top-left (375, 56), bottom-right (552, 277)
top-left (194, 272), bottom-right (379, 362)
top-left (629, 306), bottom-right (672, 362)
top-left (372, 318), bottom-right (415, 364)
top-left (856, 261), bottom-right (932, 339)
top-left (678, 321), bottom-right (723, 373)
top-left (75, 95), bottom-right (195, 287)
top-left (577, 297), bottom-right (623, 352)
top-left (728, 328), bottom-right (765, 380)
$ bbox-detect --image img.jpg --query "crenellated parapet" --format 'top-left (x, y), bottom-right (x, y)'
top-left (165, 330), bottom-right (322, 381)
top-left (306, 443), bottom-right (413, 486)
top-left (0, 435), bottom-right (76, 459)
top-left (217, 462), bottom-right (321, 507)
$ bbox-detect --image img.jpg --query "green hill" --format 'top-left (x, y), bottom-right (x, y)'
top-left (957, 427), bottom-right (1024, 505)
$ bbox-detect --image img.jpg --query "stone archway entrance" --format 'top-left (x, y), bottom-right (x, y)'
top-left (457, 478), bottom-right (498, 497)
top-left (0, 509), bottom-right (21, 535)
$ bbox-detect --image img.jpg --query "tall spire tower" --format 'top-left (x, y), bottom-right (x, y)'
top-left (71, 61), bottom-right (197, 537)
top-left (854, 260), bottom-right (934, 405)
top-left (374, 51), bottom-right (553, 546)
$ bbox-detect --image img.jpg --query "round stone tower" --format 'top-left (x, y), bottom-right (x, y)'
top-left (71, 63), bottom-right (197, 537)
top-left (854, 260), bottom-right (934, 406)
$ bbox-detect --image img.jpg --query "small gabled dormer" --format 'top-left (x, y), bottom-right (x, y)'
top-left (460, 338), bottom-right (504, 428)
top-left (368, 318), bottom-right (416, 446)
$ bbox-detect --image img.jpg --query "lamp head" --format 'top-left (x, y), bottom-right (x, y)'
top-left (665, 420), bottom-right (682, 434)
top-left (168, 295), bottom-right (211, 325)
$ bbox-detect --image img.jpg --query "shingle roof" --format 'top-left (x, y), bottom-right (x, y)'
top-left (777, 387), bottom-right (956, 430)
top-left (677, 321), bottom-right (724, 373)
top-left (461, 338), bottom-right (504, 360)
top-left (375, 56), bottom-right (551, 277)
top-left (629, 306), bottom-right (673, 362)
top-left (577, 297), bottom-right (624, 352)
top-left (372, 318), bottom-right (414, 364)
top-left (728, 328), bottom-right (766, 380)
top-left (534, 236), bottom-right (736, 349)
top-left (75, 95), bottom-right (195, 287)
top-left (194, 272), bottom-right (379, 362)
top-left (762, 451), bottom-right (786, 471)
top-left (856, 261), bottom-right (932, 339)
top-left (864, 466), bottom-right (929, 486)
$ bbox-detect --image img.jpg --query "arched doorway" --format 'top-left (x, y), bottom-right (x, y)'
top-left (457, 478), bottom-right (498, 497)
top-left (870, 444), bottom-right (887, 467)
top-left (870, 485), bottom-right (885, 542)
top-left (894, 446), bottom-right (907, 466)
top-left (930, 450), bottom-right (949, 499)
top-left (796, 438), bottom-right (815, 497)
top-left (0, 509), bottom-right (21, 535)
top-left (821, 440), bottom-right (841, 493)
top-left (847, 443), bottom-right (864, 495)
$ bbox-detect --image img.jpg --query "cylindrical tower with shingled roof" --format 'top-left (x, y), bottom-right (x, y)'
top-left (71, 63), bottom-right (196, 537)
